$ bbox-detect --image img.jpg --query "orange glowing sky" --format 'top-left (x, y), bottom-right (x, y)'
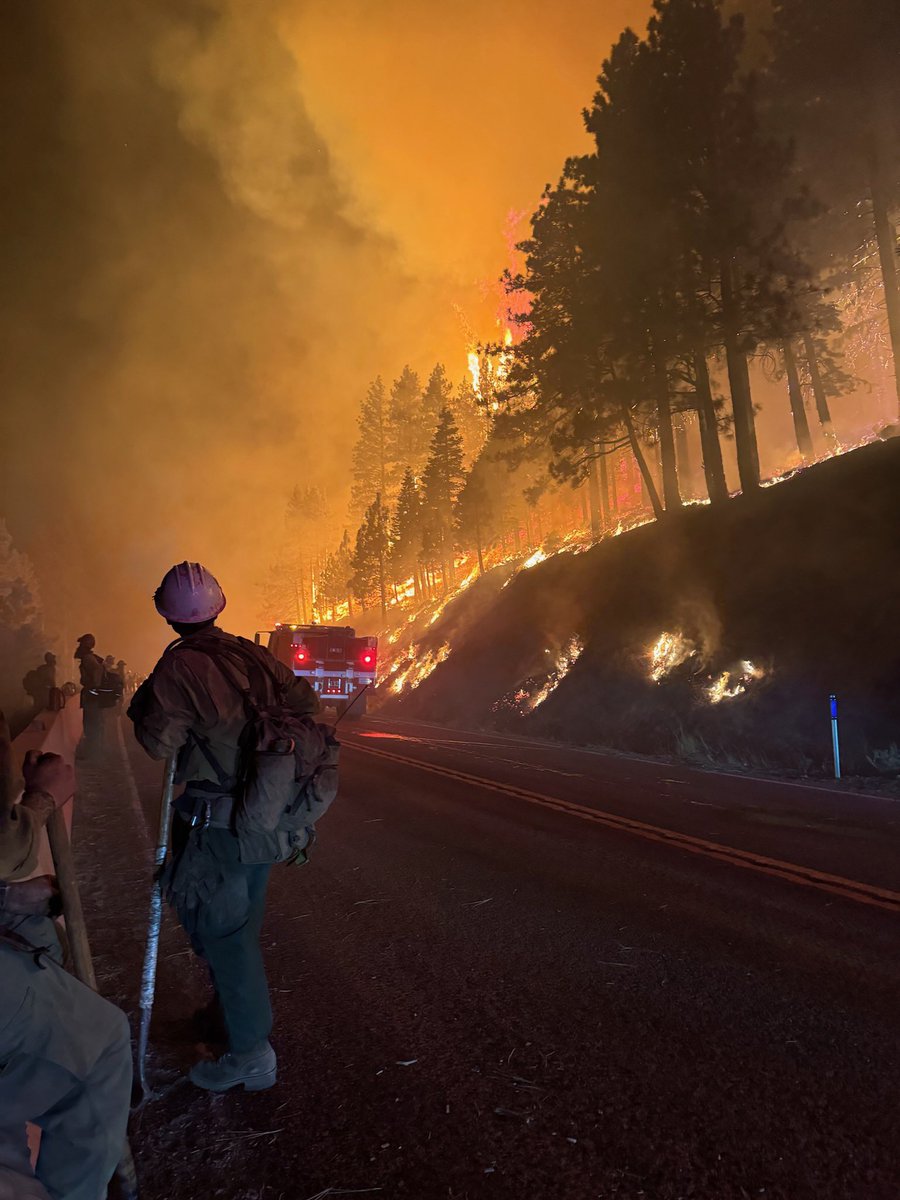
top-left (281, 0), bottom-right (649, 340)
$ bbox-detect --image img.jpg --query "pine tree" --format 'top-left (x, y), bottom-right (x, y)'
top-left (350, 377), bottom-right (390, 517)
top-left (390, 468), bottom-right (424, 598)
top-left (421, 409), bottom-right (466, 588)
top-left (319, 530), bottom-right (354, 619)
top-left (456, 462), bottom-right (494, 575)
top-left (285, 484), bottom-right (331, 619)
top-left (451, 376), bottom-right (491, 464)
top-left (387, 366), bottom-right (426, 488)
top-left (421, 363), bottom-right (454, 431)
top-left (351, 494), bottom-right (391, 616)
top-left (511, 0), bottom-right (824, 507)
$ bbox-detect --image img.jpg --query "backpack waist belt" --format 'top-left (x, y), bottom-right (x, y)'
top-left (175, 786), bottom-right (234, 830)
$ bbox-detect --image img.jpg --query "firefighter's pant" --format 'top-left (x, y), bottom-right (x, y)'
top-left (79, 703), bottom-right (104, 756)
top-left (175, 820), bottom-right (274, 1054)
top-left (0, 922), bottom-right (132, 1200)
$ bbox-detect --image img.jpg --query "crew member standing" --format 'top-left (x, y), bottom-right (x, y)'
top-left (22, 653), bottom-right (57, 715)
top-left (128, 562), bottom-right (318, 1093)
top-left (73, 635), bottom-right (105, 757)
top-left (0, 716), bottom-right (132, 1200)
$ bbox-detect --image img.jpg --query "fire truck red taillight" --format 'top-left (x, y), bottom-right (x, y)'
top-left (360, 651), bottom-right (376, 668)
top-left (294, 646), bottom-right (309, 664)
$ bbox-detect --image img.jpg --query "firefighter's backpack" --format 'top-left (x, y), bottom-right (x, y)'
top-left (182, 636), bottom-right (339, 861)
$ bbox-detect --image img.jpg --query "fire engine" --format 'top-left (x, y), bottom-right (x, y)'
top-left (258, 623), bottom-right (377, 718)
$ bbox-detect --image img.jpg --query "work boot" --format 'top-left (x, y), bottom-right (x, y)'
top-left (188, 1041), bottom-right (277, 1092)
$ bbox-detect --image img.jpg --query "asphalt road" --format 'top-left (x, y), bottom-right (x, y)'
top-left (79, 715), bottom-right (900, 1200)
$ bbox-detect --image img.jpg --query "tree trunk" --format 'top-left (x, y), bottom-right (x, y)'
top-left (868, 149), bottom-right (900, 415)
top-left (587, 452), bottom-right (602, 539)
top-left (608, 449), bottom-right (619, 515)
top-left (693, 350), bottom-right (728, 505)
top-left (674, 419), bottom-right (692, 500)
top-left (650, 341), bottom-right (682, 511)
top-left (622, 404), bottom-right (664, 520)
top-left (598, 449), bottom-right (611, 527)
top-left (624, 447), bottom-right (639, 506)
top-left (801, 332), bottom-right (838, 448)
top-left (378, 558), bottom-right (387, 619)
top-left (720, 260), bottom-right (761, 490)
top-left (782, 339), bottom-right (814, 460)
top-left (474, 513), bottom-right (485, 575)
top-left (444, 528), bottom-right (455, 586)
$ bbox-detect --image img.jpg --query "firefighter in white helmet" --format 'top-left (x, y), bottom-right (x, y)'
top-left (128, 562), bottom-right (317, 1092)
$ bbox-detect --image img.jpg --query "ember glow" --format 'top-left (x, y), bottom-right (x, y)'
top-left (521, 548), bottom-right (548, 570)
top-left (531, 636), bottom-right (584, 708)
top-left (493, 636), bottom-right (584, 715)
top-left (706, 661), bottom-right (765, 704)
top-left (649, 632), bottom-right (696, 683)
top-left (389, 642), bottom-right (451, 696)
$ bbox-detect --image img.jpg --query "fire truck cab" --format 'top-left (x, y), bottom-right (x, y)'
top-left (259, 623), bottom-right (377, 718)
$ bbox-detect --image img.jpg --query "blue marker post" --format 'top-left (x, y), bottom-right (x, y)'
top-left (830, 694), bottom-right (841, 780)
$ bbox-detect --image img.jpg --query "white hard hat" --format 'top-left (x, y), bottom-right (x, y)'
top-left (154, 561), bottom-right (226, 623)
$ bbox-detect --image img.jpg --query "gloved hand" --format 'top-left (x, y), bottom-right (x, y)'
top-left (23, 750), bottom-right (74, 808)
top-left (1, 874), bottom-right (61, 916)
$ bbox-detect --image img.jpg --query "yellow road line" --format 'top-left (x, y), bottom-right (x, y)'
top-left (345, 741), bottom-right (900, 914)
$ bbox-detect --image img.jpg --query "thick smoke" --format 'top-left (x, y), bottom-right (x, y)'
top-left (0, 1), bottom-right (432, 666)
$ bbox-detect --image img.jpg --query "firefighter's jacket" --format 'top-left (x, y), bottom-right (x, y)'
top-left (76, 650), bottom-right (105, 707)
top-left (128, 626), bottom-right (318, 787)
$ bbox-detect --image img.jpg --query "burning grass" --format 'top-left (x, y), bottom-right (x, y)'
top-left (648, 631), bottom-right (696, 682)
top-left (387, 641), bottom-right (451, 696)
top-left (706, 661), bottom-right (765, 704)
top-left (493, 636), bottom-right (584, 716)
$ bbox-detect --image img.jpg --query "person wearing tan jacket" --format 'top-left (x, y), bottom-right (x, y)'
top-left (0, 716), bottom-right (132, 1200)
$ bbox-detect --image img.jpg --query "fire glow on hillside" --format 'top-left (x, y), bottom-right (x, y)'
top-left (647, 631), bottom-right (766, 703)
top-left (649, 631), bottom-right (696, 682)
top-left (387, 641), bottom-right (451, 695)
top-left (492, 636), bottom-right (584, 716)
top-left (707, 661), bottom-right (764, 703)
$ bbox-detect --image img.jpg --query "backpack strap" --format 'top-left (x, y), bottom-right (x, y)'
top-left (185, 729), bottom-right (233, 790)
top-left (175, 635), bottom-right (281, 716)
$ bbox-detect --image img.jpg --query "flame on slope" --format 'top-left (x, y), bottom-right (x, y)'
top-left (649, 631), bottom-right (695, 682)
top-left (494, 636), bottom-right (584, 715)
top-left (502, 546), bottom-right (549, 588)
top-left (521, 547), bottom-right (547, 570)
top-left (389, 642), bottom-right (451, 695)
top-left (706, 660), bottom-right (764, 704)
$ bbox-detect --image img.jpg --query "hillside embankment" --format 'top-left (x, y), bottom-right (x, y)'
top-left (379, 437), bottom-right (900, 781)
